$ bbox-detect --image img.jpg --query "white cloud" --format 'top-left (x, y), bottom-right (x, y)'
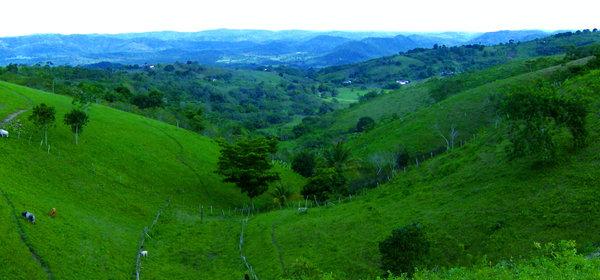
top-left (0, 0), bottom-right (598, 36)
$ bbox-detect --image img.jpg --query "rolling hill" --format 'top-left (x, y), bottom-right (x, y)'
top-left (0, 81), bottom-right (304, 279)
top-left (467, 30), bottom-right (550, 45)
top-left (2, 30), bottom-right (600, 280)
top-left (39, 46), bottom-right (596, 280)
top-left (233, 57), bottom-right (600, 279)
top-left (317, 29), bottom-right (600, 86)
top-left (0, 29), bottom-right (559, 68)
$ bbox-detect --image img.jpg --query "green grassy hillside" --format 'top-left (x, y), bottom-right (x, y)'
top-left (286, 56), bottom-right (565, 152)
top-left (345, 57), bottom-right (591, 157)
top-left (2, 39), bottom-right (600, 280)
top-left (89, 54), bottom-right (600, 280)
top-left (0, 81), bottom-right (303, 279)
top-left (232, 66), bottom-right (600, 279)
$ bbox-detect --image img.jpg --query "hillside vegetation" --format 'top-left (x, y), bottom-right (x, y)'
top-left (318, 30), bottom-right (600, 86)
top-left (55, 46), bottom-right (599, 280)
top-left (286, 55), bottom-right (565, 151)
top-left (1, 31), bottom-right (600, 280)
top-left (233, 58), bottom-right (600, 278)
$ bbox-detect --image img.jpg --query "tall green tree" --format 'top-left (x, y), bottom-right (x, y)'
top-left (216, 137), bottom-right (280, 204)
top-left (64, 108), bottom-right (89, 145)
top-left (29, 103), bottom-right (56, 146)
top-left (184, 107), bottom-right (205, 132)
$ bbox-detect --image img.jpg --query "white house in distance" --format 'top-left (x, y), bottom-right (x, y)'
top-left (396, 79), bottom-right (411, 85)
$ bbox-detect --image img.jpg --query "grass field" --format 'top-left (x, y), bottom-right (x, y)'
top-left (100, 57), bottom-right (600, 280)
top-left (0, 81), bottom-right (303, 279)
top-left (322, 87), bottom-right (375, 107)
top-left (234, 66), bottom-right (600, 279)
top-left (1, 54), bottom-right (600, 279)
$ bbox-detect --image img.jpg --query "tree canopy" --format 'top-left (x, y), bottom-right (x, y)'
top-left (499, 85), bottom-right (587, 162)
top-left (29, 103), bottom-right (56, 146)
top-left (216, 137), bottom-right (280, 200)
top-left (64, 108), bottom-right (90, 145)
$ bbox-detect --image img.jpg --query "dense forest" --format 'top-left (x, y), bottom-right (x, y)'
top-left (0, 62), bottom-right (344, 138)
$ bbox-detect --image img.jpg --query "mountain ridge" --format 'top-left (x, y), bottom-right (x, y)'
top-left (0, 29), bottom-right (557, 67)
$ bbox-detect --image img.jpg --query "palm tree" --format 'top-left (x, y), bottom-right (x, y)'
top-left (323, 141), bottom-right (352, 170)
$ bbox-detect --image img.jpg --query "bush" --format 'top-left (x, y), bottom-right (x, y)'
top-left (284, 258), bottom-right (326, 280)
top-left (379, 241), bottom-right (600, 280)
top-left (292, 124), bottom-right (310, 139)
top-left (379, 223), bottom-right (430, 276)
top-left (355, 117), bottom-right (376, 132)
top-left (271, 184), bottom-right (293, 207)
top-left (395, 147), bottom-right (411, 169)
top-left (499, 85), bottom-right (588, 162)
top-left (301, 168), bottom-right (346, 201)
top-left (429, 78), bottom-right (466, 102)
top-left (292, 151), bottom-right (317, 177)
top-left (358, 90), bottom-right (380, 102)
top-left (131, 90), bottom-right (164, 109)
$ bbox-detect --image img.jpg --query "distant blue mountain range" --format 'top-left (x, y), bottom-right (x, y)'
top-left (0, 29), bottom-right (552, 67)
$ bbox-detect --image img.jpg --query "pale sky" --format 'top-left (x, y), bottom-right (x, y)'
top-left (0, 0), bottom-right (598, 36)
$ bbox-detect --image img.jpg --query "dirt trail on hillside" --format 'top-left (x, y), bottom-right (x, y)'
top-left (0, 190), bottom-right (55, 279)
top-left (144, 122), bottom-right (212, 199)
top-left (0, 82), bottom-right (34, 127)
top-left (1, 109), bottom-right (27, 126)
top-left (271, 223), bottom-right (286, 274)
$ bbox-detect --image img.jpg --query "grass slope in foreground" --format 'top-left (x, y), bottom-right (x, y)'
top-left (0, 81), bottom-right (303, 279)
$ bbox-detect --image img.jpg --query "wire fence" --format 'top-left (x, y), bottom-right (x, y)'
top-left (239, 218), bottom-right (259, 280)
top-left (134, 198), bottom-right (171, 280)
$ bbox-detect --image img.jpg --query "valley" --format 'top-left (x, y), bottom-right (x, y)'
top-left (1, 27), bottom-right (600, 279)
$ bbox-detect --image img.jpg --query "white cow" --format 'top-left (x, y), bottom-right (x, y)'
top-left (0, 129), bottom-right (8, 138)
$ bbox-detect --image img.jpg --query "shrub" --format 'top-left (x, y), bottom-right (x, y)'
top-left (292, 124), bottom-right (310, 138)
top-left (358, 90), bottom-right (380, 102)
top-left (379, 223), bottom-right (430, 276)
top-left (499, 85), bottom-right (588, 162)
top-left (301, 168), bottom-right (346, 201)
top-left (131, 90), bottom-right (164, 109)
top-left (429, 77), bottom-right (466, 102)
top-left (292, 151), bottom-right (317, 177)
top-left (281, 258), bottom-right (335, 280)
top-left (355, 117), bottom-right (376, 132)
top-left (271, 184), bottom-right (293, 207)
top-left (395, 147), bottom-right (411, 169)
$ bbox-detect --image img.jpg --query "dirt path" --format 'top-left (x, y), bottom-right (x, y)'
top-left (1, 109), bottom-right (27, 126)
top-left (271, 223), bottom-right (287, 275)
top-left (0, 83), bottom-right (34, 126)
top-left (0, 189), bottom-right (54, 279)
top-left (144, 121), bottom-right (212, 199)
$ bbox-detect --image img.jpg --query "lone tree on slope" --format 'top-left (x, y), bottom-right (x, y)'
top-left (64, 108), bottom-right (89, 145)
top-left (216, 137), bottom-right (280, 206)
top-left (29, 103), bottom-right (56, 147)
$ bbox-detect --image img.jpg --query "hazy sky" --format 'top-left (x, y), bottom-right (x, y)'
top-left (1, 0), bottom-right (598, 36)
